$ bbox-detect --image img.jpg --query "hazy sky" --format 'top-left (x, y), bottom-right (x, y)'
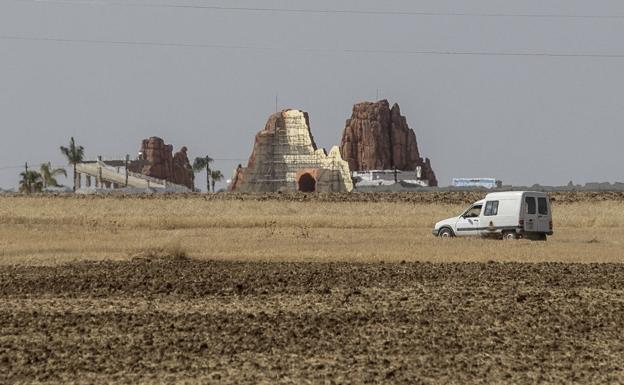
top-left (1, 0), bottom-right (623, 190)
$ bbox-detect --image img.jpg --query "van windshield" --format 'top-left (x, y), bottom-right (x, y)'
top-left (463, 205), bottom-right (482, 218)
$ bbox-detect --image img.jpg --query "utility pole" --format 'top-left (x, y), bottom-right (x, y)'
top-left (125, 154), bottom-right (129, 187)
top-left (206, 155), bottom-right (211, 193)
top-left (44, 162), bottom-right (50, 189)
top-left (23, 162), bottom-right (29, 193)
top-left (275, 93), bottom-right (279, 113)
top-left (376, 88), bottom-right (379, 101)
top-left (97, 155), bottom-right (102, 189)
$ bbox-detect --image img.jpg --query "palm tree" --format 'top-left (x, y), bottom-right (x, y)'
top-left (40, 162), bottom-right (67, 188)
top-left (193, 156), bottom-right (213, 193)
top-left (19, 170), bottom-right (44, 194)
top-left (61, 136), bottom-right (84, 192)
top-left (60, 137), bottom-right (85, 192)
top-left (210, 170), bottom-right (224, 193)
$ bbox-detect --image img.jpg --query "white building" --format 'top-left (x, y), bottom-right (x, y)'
top-left (452, 178), bottom-right (502, 189)
top-left (353, 167), bottom-right (430, 187)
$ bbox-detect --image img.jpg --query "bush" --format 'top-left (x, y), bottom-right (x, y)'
top-left (131, 240), bottom-right (189, 261)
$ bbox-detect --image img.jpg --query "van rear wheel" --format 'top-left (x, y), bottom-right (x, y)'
top-left (502, 231), bottom-right (518, 240)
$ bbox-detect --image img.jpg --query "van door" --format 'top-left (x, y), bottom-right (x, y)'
top-left (536, 196), bottom-right (551, 232)
top-left (523, 196), bottom-right (538, 232)
top-left (456, 204), bottom-right (483, 236)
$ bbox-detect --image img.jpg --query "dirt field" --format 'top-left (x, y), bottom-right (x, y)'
top-left (1, 193), bottom-right (623, 384)
top-left (1, 259), bottom-right (624, 384)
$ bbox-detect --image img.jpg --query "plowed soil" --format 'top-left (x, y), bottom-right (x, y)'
top-left (2, 259), bottom-right (623, 384)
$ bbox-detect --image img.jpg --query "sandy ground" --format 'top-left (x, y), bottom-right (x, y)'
top-left (2, 259), bottom-right (624, 384)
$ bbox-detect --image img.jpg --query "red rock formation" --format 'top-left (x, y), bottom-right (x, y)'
top-left (172, 146), bottom-right (195, 190)
top-left (133, 137), bottom-right (194, 190)
top-left (422, 158), bottom-right (437, 188)
top-left (139, 137), bottom-right (174, 181)
top-left (228, 164), bottom-right (245, 192)
top-left (340, 100), bottom-right (438, 186)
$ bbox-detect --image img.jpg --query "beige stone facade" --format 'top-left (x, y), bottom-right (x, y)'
top-left (231, 109), bottom-right (353, 193)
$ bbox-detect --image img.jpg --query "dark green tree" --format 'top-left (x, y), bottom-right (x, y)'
top-left (19, 170), bottom-right (43, 194)
top-left (40, 162), bottom-right (67, 188)
top-left (193, 156), bottom-right (214, 193)
top-left (210, 170), bottom-right (224, 193)
top-left (60, 137), bottom-right (85, 192)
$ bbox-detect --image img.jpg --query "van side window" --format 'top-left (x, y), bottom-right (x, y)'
top-left (525, 197), bottom-right (536, 215)
top-left (484, 201), bottom-right (499, 216)
top-left (538, 197), bottom-right (548, 215)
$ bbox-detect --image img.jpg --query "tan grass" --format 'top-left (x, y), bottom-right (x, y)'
top-left (0, 196), bottom-right (622, 265)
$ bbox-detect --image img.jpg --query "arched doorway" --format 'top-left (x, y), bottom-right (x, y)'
top-left (298, 173), bottom-right (316, 192)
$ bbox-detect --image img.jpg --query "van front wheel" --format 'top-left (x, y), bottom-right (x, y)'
top-left (502, 231), bottom-right (518, 240)
top-left (439, 228), bottom-right (454, 238)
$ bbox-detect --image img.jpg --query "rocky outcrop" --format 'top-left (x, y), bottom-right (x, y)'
top-left (230, 110), bottom-right (353, 193)
top-left (421, 158), bottom-right (437, 188)
top-left (229, 164), bottom-right (245, 192)
top-left (172, 147), bottom-right (194, 190)
top-left (138, 137), bottom-right (174, 181)
top-left (340, 100), bottom-right (438, 186)
top-left (132, 137), bottom-right (194, 190)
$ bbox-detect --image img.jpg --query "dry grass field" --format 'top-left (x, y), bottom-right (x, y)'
top-left (0, 193), bottom-right (623, 265)
top-left (1, 193), bottom-right (624, 384)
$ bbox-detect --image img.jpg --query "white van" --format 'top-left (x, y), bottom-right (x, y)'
top-left (432, 191), bottom-right (553, 240)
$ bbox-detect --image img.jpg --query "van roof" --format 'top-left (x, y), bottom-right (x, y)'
top-left (484, 191), bottom-right (549, 200)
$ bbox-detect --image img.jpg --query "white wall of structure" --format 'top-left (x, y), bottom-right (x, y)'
top-left (239, 110), bottom-right (353, 193)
